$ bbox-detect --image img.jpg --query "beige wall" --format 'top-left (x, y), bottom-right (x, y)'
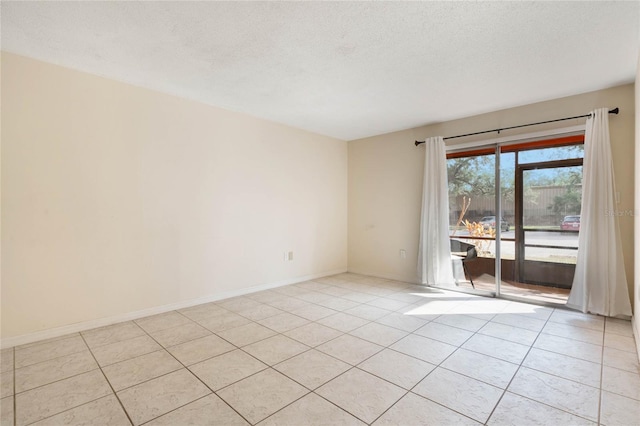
top-left (349, 84), bottom-right (635, 309)
top-left (1, 53), bottom-right (348, 340)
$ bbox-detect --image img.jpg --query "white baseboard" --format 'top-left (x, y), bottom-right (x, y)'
top-left (346, 268), bottom-right (418, 285)
top-left (1, 268), bottom-right (347, 349)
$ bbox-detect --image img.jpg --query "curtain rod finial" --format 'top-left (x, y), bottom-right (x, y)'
top-left (415, 140), bottom-right (424, 146)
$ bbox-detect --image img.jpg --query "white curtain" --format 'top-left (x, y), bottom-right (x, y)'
top-left (566, 108), bottom-right (632, 317)
top-left (417, 136), bottom-right (455, 287)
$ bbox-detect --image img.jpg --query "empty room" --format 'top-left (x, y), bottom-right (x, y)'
top-left (1, 2), bottom-right (640, 426)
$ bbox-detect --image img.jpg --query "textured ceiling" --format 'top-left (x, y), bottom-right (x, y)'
top-left (2, 1), bottom-right (639, 141)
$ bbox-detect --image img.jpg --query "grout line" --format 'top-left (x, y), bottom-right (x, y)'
top-left (13, 367), bottom-right (102, 396)
top-left (136, 394), bottom-right (211, 426)
top-left (492, 391), bottom-right (600, 425)
top-left (483, 307), bottom-right (559, 424)
top-left (81, 325), bottom-right (148, 350)
top-left (213, 302), bottom-right (400, 424)
top-left (204, 341), bottom-right (322, 424)
top-left (245, 389), bottom-right (311, 424)
top-left (304, 391), bottom-right (365, 424)
top-left (14, 346), bottom-right (88, 371)
top-left (368, 313), bottom-right (481, 425)
top-left (89, 321), bottom-right (229, 424)
top-left (12, 341), bottom-right (110, 396)
top-left (173, 308), bottom-right (392, 425)
top-left (478, 310), bottom-right (604, 422)
top-left (511, 352), bottom-right (601, 389)
top-left (13, 348), bottom-right (98, 377)
top-left (12, 347), bottom-right (16, 426)
top-left (366, 389), bottom-right (410, 425)
top-left (211, 393), bottom-right (253, 426)
top-left (210, 361), bottom-right (270, 394)
top-left (597, 318), bottom-right (608, 425)
top-left (78, 333), bottom-right (135, 426)
top-left (100, 355), bottom-right (183, 393)
top-left (292, 363), bottom-right (369, 423)
top-left (341, 301), bottom-right (475, 422)
top-left (133, 321), bottom-right (253, 425)
top-left (20, 394), bottom-right (120, 426)
top-left (519, 339), bottom-right (603, 364)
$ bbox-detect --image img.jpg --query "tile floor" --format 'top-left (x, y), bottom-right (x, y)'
top-left (1, 273), bottom-right (639, 425)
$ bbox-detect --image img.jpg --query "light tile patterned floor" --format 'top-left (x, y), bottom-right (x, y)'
top-left (1, 273), bottom-right (639, 425)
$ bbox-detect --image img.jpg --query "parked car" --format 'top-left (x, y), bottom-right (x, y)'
top-left (479, 216), bottom-right (510, 232)
top-left (561, 215), bottom-right (581, 231)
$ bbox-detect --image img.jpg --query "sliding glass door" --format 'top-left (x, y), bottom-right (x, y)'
top-left (447, 149), bottom-right (497, 295)
top-left (501, 161), bottom-right (582, 303)
top-left (446, 137), bottom-right (584, 305)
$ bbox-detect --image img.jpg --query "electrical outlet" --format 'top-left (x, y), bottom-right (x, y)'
top-left (283, 252), bottom-right (288, 261)
top-left (400, 249), bottom-right (406, 258)
top-left (288, 251), bottom-right (294, 261)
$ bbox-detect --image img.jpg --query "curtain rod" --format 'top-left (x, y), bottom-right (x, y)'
top-left (414, 107), bottom-right (619, 146)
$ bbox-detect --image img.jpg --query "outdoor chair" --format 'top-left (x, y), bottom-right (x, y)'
top-left (450, 239), bottom-right (477, 289)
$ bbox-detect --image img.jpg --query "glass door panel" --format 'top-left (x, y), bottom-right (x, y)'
top-left (501, 163), bottom-right (581, 303)
top-left (447, 151), bottom-right (497, 295)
